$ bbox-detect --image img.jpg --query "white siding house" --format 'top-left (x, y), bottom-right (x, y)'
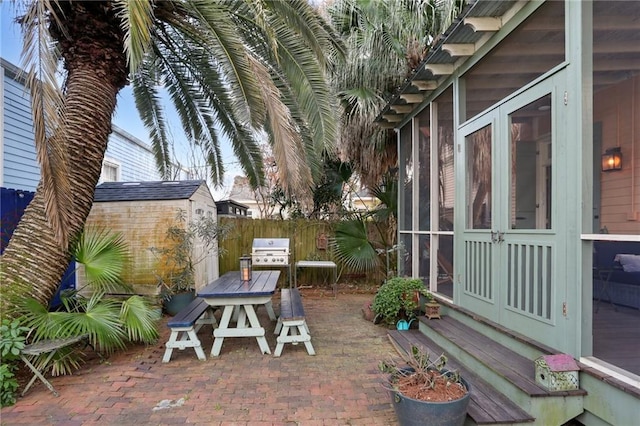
top-left (1, 57), bottom-right (162, 190)
top-left (1, 58), bottom-right (39, 191)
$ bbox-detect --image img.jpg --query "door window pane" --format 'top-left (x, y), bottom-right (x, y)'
top-left (466, 125), bottom-right (492, 229)
top-left (509, 94), bottom-right (552, 229)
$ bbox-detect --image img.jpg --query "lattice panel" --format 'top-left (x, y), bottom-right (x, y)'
top-left (464, 240), bottom-right (493, 300)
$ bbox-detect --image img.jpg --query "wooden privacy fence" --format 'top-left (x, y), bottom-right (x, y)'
top-left (217, 217), bottom-right (385, 287)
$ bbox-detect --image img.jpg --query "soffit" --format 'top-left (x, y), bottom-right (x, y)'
top-left (375, 0), bottom-right (523, 126)
top-left (377, 0), bottom-right (640, 128)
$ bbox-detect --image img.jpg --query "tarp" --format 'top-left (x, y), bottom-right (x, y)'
top-left (1, 187), bottom-right (75, 308)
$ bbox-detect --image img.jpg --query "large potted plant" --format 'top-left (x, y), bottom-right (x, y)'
top-left (380, 345), bottom-right (471, 426)
top-left (150, 210), bottom-right (230, 316)
top-left (372, 277), bottom-right (431, 327)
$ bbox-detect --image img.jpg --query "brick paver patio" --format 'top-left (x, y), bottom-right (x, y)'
top-left (1, 290), bottom-right (399, 425)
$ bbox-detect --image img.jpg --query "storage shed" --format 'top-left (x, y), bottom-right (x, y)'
top-left (82, 180), bottom-right (219, 295)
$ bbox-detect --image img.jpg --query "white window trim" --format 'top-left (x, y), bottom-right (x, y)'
top-left (99, 157), bottom-right (121, 183)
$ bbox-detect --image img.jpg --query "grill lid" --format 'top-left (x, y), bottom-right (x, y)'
top-left (251, 238), bottom-right (290, 265)
top-left (251, 238), bottom-right (290, 252)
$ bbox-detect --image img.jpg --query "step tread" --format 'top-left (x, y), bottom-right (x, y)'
top-left (388, 330), bottom-right (535, 425)
top-left (421, 316), bottom-right (586, 397)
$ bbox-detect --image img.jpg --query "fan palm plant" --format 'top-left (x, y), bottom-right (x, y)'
top-left (332, 172), bottom-right (398, 276)
top-left (1, 0), bottom-right (344, 314)
top-left (18, 227), bottom-right (159, 376)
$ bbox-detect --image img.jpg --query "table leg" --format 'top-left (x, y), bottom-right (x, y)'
top-left (244, 304), bottom-right (271, 354)
top-left (21, 351), bottom-right (59, 397)
top-left (264, 300), bottom-right (277, 321)
top-left (236, 306), bottom-right (248, 328)
top-left (211, 305), bottom-right (234, 357)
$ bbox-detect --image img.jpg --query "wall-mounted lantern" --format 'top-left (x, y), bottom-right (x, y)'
top-left (601, 147), bottom-right (622, 172)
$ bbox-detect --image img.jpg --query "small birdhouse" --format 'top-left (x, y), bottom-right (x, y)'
top-left (534, 354), bottom-right (580, 391)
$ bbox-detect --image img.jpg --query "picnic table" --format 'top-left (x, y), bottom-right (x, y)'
top-left (198, 270), bottom-right (279, 356)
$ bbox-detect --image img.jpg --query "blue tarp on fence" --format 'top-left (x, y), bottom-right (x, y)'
top-left (1, 187), bottom-right (75, 308)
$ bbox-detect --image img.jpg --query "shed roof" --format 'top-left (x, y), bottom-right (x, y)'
top-left (94, 180), bottom-right (208, 202)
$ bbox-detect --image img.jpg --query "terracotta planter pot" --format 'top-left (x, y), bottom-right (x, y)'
top-left (362, 302), bottom-right (375, 322)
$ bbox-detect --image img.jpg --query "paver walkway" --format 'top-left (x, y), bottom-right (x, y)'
top-left (1, 291), bottom-right (399, 425)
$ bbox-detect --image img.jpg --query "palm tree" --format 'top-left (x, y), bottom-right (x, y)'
top-left (325, 0), bottom-right (462, 277)
top-left (325, 0), bottom-right (463, 187)
top-left (1, 0), bottom-right (343, 313)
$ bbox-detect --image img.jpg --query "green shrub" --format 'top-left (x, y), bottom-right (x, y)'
top-left (0, 319), bottom-right (29, 407)
top-left (372, 277), bottom-right (431, 326)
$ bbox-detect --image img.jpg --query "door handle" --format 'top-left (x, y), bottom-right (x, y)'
top-left (491, 231), bottom-right (505, 243)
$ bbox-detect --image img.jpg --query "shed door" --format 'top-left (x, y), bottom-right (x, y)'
top-left (457, 75), bottom-right (570, 350)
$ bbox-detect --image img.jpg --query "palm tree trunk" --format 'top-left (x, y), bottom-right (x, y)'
top-left (1, 69), bottom-right (123, 312)
top-left (1, 3), bottom-right (128, 315)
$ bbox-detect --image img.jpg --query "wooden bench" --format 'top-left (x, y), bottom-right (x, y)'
top-left (162, 297), bottom-right (217, 363)
top-left (274, 288), bottom-right (315, 356)
top-left (20, 334), bottom-right (91, 397)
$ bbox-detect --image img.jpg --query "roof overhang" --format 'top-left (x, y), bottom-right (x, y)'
top-left (375, 0), bottom-right (524, 127)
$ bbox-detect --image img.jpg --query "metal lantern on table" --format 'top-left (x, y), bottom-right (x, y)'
top-left (240, 256), bottom-right (252, 281)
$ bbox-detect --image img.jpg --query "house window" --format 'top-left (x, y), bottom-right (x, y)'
top-left (99, 159), bottom-right (120, 183)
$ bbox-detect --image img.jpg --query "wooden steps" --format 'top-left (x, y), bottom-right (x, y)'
top-left (388, 330), bottom-right (535, 425)
top-left (388, 314), bottom-right (587, 425)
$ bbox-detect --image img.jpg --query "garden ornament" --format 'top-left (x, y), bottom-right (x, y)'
top-left (396, 319), bottom-right (414, 330)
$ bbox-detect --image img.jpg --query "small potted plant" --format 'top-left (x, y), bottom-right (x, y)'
top-left (380, 345), bottom-right (471, 426)
top-left (372, 277), bottom-right (431, 327)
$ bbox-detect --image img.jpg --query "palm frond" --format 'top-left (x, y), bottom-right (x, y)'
top-left (119, 296), bottom-right (159, 343)
top-left (174, 0), bottom-right (265, 127)
top-left (73, 227), bottom-right (131, 294)
top-left (20, 0), bottom-right (72, 248)
top-left (248, 54), bottom-right (313, 202)
top-left (332, 220), bottom-right (380, 272)
top-left (131, 59), bottom-right (171, 178)
top-left (114, 0), bottom-right (154, 71)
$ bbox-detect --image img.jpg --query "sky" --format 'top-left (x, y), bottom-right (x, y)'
top-left (0, 3), bottom-right (238, 199)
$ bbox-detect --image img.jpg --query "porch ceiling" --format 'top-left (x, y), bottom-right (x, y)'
top-left (376, 0), bottom-right (640, 127)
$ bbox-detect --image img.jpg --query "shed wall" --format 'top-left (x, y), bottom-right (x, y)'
top-left (81, 185), bottom-right (219, 294)
top-left (189, 185), bottom-right (219, 288)
top-left (82, 198), bottom-right (193, 295)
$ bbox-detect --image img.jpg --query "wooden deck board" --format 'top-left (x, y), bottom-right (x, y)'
top-left (424, 317), bottom-right (552, 396)
top-left (388, 330), bottom-right (535, 425)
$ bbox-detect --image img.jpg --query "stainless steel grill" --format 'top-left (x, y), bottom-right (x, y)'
top-left (251, 238), bottom-right (290, 265)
